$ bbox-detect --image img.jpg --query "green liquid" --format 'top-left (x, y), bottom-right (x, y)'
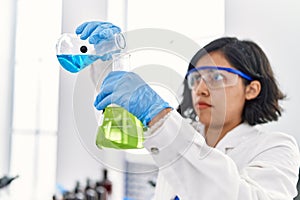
top-left (96, 107), bottom-right (146, 149)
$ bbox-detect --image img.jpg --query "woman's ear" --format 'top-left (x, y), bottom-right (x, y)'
top-left (245, 80), bottom-right (261, 100)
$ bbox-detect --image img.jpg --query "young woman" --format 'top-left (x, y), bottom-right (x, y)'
top-left (77, 21), bottom-right (300, 199)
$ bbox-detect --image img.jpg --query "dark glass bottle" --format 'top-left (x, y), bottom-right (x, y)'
top-left (85, 178), bottom-right (97, 200)
top-left (99, 169), bottom-right (112, 195)
top-left (84, 178), bottom-right (92, 193)
top-left (0, 175), bottom-right (19, 188)
top-left (85, 188), bottom-right (97, 200)
top-left (95, 185), bottom-right (107, 200)
top-left (73, 181), bottom-right (85, 200)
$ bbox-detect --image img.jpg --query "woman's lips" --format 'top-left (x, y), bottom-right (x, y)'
top-left (196, 102), bottom-right (212, 110)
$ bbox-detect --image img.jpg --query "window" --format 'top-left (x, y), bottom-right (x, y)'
top-left (126, 0), bottom-right (224, 41)
top-left (9, 0), bottom-right (61, 198)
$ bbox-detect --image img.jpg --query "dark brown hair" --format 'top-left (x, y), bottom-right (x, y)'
top-left (177, 37), bottom-right (286, 125)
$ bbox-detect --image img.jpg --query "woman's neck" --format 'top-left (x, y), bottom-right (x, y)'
top-left (204, 120), bottom-right (242, 147)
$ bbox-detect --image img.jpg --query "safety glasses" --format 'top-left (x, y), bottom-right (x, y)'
top-left (187, 66), bottom-right (253, 90)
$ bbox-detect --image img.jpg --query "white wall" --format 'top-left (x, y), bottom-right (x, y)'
top-left (225, 0), bottom-right (300, 144)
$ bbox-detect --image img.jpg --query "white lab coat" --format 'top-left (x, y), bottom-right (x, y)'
top-left (143, 111), bottom-right (300, 200)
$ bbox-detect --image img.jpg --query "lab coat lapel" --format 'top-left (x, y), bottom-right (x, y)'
top-left (214, 123), bottom-right (257, 154)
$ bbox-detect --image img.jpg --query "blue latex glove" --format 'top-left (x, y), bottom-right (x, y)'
top-left (75, 21), bottom-right (121, 61)
top-left (94, 71), bottom-right (172, 126)
top-left (76, 21), bottom-right (121, 44)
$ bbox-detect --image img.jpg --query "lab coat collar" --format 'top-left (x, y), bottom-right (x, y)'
top-left (214, 123), bottom-right (259, 154)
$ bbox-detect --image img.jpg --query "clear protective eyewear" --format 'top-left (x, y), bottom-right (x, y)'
top-left (187, 66), bottom-right (253, 90)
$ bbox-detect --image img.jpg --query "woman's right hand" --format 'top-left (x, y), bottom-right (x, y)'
top-left (75, 21), bottom-right (121, 44)
top-left (94, 71), bottom-right (173, 127)
top-left (75, 21), bottom-right (121, 61)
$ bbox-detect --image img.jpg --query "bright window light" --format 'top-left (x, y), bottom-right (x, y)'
top-left (127, 0), bottom-right (225, 40)
top-left (9, 0), bottom-right (61, 199)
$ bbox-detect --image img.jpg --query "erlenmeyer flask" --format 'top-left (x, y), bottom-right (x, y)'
top-left (56, 33), bottom-right (126, 73)
top-left (96, 53), bottom-right (146, 149)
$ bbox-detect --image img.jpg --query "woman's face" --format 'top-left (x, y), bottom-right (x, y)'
top-left (192, 51), bottom-right (247, 131)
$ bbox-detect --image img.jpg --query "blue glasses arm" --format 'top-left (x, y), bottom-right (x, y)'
top-left (186, 66), bottom-right (253, 81)
top-left (218, 67), bottom-right (253, 81)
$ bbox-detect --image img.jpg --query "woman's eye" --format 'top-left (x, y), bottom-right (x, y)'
top-left (212, 73), bottom-right (224, 81)
top-left (191, 74), bottom-right (201, 85)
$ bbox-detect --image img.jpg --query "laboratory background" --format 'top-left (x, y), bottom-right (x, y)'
top-left (1, 0), bottom-right (300, 199)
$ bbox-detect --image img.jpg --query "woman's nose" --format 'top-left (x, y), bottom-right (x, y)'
top-left (194, 79), bottom-right (209, 96)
